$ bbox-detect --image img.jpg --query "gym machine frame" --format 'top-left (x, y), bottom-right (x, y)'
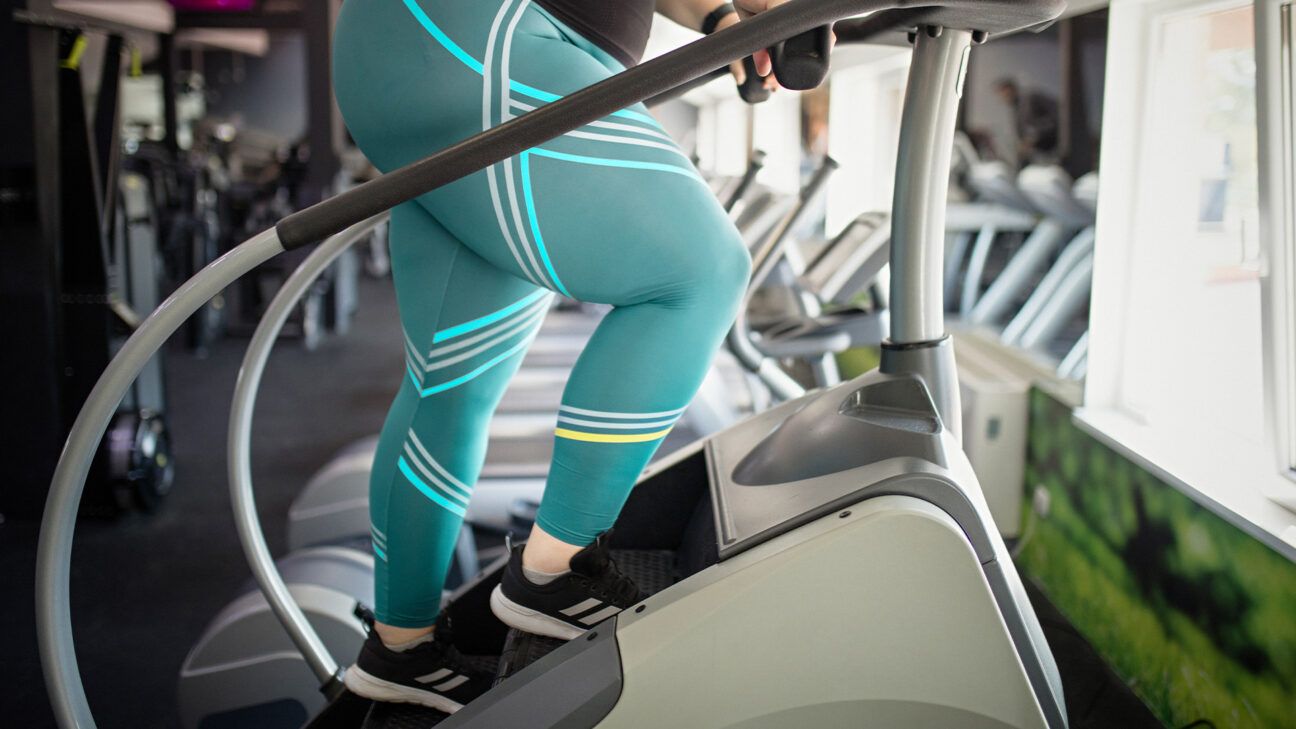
top-left (36, 2), bottom-right (1069, 728)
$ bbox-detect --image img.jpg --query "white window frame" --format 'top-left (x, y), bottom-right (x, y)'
top-left (1080, 0), bottom-right (1296, 554)
top-left (1256, 1), bottom-right (1296, 486)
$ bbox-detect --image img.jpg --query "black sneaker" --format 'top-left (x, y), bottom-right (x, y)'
top-left (344, 613), bottom-right (492, 713)
top-left (489, 532), bottom-right (645, 640)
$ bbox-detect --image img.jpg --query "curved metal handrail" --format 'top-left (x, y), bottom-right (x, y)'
top-left (227, 215), bottom-right (388, 690)
top-left (36, 229), bottom-right (285, 729)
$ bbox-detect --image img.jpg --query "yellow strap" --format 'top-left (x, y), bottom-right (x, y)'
top-left (61, 34), bottom-right (87, 70)
top-left (554, 427), bottom-right (673, 444)
top-left (130, 46), bottom-right (142, 77)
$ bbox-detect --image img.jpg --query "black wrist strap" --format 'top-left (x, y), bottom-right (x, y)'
top-left (701, 3), bottom-right (736, 35)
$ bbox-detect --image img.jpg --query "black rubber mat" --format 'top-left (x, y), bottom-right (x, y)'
top-left (494, 630), bottom-right (566, 683)
top-left (609, 549), bottom-right (677, 596)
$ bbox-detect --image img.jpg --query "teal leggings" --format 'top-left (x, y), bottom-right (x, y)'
top-left (333, 0), bottom-right (749, 627)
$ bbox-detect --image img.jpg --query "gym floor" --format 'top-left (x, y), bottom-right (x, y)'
top-left (4, 275), bottom-right (1163, 729)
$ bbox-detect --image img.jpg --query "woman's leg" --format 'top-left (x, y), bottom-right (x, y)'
top-left (413, 7), bottom-right (751, 579)
top-left (335, 0), bottom-right (750, 641)
top-left (369, 202), bottom-right (548, 633)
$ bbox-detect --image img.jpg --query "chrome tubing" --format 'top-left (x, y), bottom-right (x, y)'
top-left (889, 28), bottom-right (974, 344)
top-left (35, 229), bottom-right (285, 729)
top-left (228, 215), bottom-right (388, 690)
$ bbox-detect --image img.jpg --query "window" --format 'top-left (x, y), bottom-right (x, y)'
top-left (1117, 3), bottom-right (1265, 441)
top-left (696, 97), bottom-right (752, 177)
top-left (751, 91), bottom-right (805, 194)
top-left (1085, 0), bottom-right (1296, 537)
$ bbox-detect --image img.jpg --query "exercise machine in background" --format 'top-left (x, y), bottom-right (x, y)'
top-left (3, 27), bottom-right (174, 518)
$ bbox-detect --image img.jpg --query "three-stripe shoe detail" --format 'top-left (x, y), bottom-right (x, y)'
top-left (490, 534), bottom-right (644, 641)
top-left (397, 431), bottom-right (472, 518)
top-left (413, 668), bottom-right (470, 692)
top-left (404, 290), bottom-right (551, 398)
top-left (344, 613), bottom-right (492, 714)
top-left (554, 404), bottom-right (687, 443)
top-left (559, 597), bottom-right (623, 626)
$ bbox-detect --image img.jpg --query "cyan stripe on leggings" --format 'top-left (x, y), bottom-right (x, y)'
top-left (408, 432), bottom-right (474, 499)
top-left (407, 331), bottom-right (536, 397)
top-left (559, 404), bottom-right (689, 419)
top-left (423, 306), bottom-right (546, 372)
top-left (402, 444), bottom-right (469, 505)
top-left (529, 147), bottom-right (704, 185)
top-left (398, 456), bottom-right (468, 518)
top-left (426, 295), bottom-right (550, 358)
top-left (432, 288), bottom-right (549, 343)
top-left (483, 0), bottom-right (548, 287)
top-left (401, 0), bottom-right (660, 127)
top-left (519, 152), bottom-right (571, 297)
top-left (510, 99), bottom-right (675, 144)
top-left (556, 415), bottom-right (680, 430)
top-left (373, 542), bottom-right (388, 561)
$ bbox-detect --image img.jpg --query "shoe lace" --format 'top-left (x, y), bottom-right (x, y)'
top-left (432, 613), bottom-right (487, 678)
top-left (576, 555), bottom-right (641, 606)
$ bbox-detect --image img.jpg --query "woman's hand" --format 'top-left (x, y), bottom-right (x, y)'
top-left (731, 0), bottom-right (784, 83)
top-left (713, 7), bottom-right (778, 91)
top-left (725, 1), bottom-right (836, 90)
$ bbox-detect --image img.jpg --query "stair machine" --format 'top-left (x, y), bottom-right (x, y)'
top-left (944, 161), bottom-right (1040, 313)
top-left (1000, 169), bottom-right (1098, 359)
top-left (965, 166), bottom-right (1089, 332)
top-left (1054, 172), bottom-right (1098, 378)
top-left (36, 2), bottom-right (1070, 729)
top-left (739, 161), bottom-right (896, 393)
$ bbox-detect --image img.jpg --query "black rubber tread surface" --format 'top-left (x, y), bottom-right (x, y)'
top-left (494, 630), bottom-right (567, 684)
top-left (608, 548), bottom-right (677, 597)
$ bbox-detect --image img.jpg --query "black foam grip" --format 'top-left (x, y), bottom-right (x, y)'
top-left (770, 24), bottom-right (832, 90)
top-left (737, 56), bottom-right (771, 104)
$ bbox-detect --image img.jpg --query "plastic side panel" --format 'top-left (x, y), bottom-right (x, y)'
top-left (604, 496), bottom-right (1048, 729)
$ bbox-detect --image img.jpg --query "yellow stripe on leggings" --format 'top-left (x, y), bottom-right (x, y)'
top-left (554, 427), bottom-right (673, 443)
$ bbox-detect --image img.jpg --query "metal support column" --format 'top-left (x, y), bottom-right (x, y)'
top-left (888, 27), bottom-right (972, 345)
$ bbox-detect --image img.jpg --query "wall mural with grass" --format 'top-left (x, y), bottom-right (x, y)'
top-left (1017, 390), bottom-right (1296, 729)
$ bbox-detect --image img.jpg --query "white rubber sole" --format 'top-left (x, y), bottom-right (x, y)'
top-left (489, 585), bottom-right (585, 641)
top-left (343, 665), bottom-right (464, 714)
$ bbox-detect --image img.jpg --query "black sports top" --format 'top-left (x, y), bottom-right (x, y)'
top-left (534, 0), bottom-right (657, 67)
